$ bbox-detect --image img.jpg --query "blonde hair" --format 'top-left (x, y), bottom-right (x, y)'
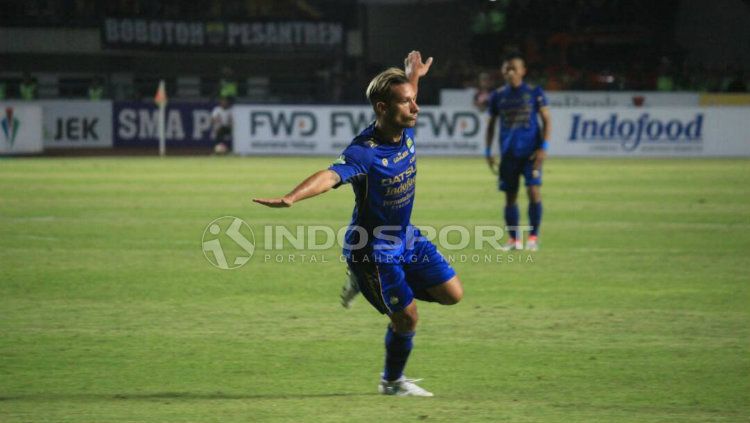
top-left (365, 67), bottom-right (410, 106)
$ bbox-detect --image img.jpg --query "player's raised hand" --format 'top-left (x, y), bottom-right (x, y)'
top-left (405, 50), bottom-right (433, 78)
top-left (252, 197), bottom-right (293, 208)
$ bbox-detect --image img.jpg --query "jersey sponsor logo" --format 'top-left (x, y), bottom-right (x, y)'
top-left (500, 107), bottom-right (533, 129)
top-left (406, 137), bottom-right (415, 153)
top-left (569, 113), bottom-right (704, 151)
top-left (382, 190), bottom-right (415, 208)
top-left (380, 165), bottom-right (416, 186)
top-left (384, 177), bottom-right (415, 197)
top-left (392, 149), bottom-right (410, 163)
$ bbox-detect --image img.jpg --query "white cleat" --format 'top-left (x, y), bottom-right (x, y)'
top-left (378, 376), bottom-right (434, 397)
top-left (340, 270), bottom-right (360, 308)
top-left (499, 238), bottom-right (523, 251)
top-left (526, 236), bottom-right (539, 251)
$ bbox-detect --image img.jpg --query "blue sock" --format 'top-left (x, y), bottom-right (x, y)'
top-left (504, 204), bottom-right (520, 240)
top-left (383, 325), bottom-right (414, 381)
top-left (529, 202), bottom-right (542, 236)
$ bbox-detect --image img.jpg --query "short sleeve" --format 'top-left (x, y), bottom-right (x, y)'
top-left (328, 144), bottom-right (372, 188)
top-left (534, 87), bottom-right (548, 109)
top-left (487, 90), bottom-right (499, 116)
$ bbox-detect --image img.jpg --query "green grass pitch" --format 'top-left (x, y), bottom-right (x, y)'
top-left (1, 156), bottom-right (748, 422)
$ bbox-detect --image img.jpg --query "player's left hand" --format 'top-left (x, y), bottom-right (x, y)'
top-left (252, 197), bottom-right (293, 208)
top-left (405, 50), bottom-right (433, 78)
top-left (531, 148), bottom-right (546, 174)
top-left (486, 156), bottom-right (498, 175)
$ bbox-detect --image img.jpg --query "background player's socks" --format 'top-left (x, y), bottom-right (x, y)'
top-left (413, 289), bottom-right (439, 303)
top-left (505, 204), bottom-right (520, 240)
top-left (383, 325), bottom-right (415, 381)
top-left (529, 201), bottom-right (542, 236)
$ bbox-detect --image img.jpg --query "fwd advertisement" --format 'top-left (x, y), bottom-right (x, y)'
top-left (233, 105), bottom-right (750, 157)
top-left (233, 106), bottom-right (484, 156)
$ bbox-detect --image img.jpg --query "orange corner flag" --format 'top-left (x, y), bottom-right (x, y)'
top-left (154, 80), bottom-right (167, 106)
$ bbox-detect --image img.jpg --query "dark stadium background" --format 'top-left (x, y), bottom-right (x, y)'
top-left (1, 0), bottom-right (748, 106)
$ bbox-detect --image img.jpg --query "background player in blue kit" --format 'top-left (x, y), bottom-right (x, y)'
top-left (485, 53), bottom-right (552, 251)
top-left (253, 51), bottom-right (464, 397)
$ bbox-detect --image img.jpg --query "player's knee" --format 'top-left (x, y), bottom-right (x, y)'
top-left (393, 317), bottom-right (417, 333)
top-left (439, 297), bottom-right (459, 306)
top-left (390, 307), bottom-right (418, 333)
top-left (451, 288), bottom-right (464, 305)
top-left (440, 284), bottom-right (463, 305)
top-left (527, 186), bottom-right (541, 203)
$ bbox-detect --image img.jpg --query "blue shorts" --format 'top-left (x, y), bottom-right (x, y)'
top-left (346, 234), bottom-right (456, 315)
top-left (499, 154), bottom-right (542, 193)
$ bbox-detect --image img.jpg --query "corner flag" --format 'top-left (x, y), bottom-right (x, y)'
top-left (154, 80), bottom-right (167, 156)
top-left (154, 80), bottom-right (167, 106)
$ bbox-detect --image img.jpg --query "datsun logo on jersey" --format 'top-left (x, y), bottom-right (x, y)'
top-left (569, 113), bottom-right (704, 151)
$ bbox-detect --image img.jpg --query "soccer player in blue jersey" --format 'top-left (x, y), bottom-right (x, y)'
top-left (485, 53), bottom-right (551, 251)
top-left (253, 51), bottom-right (463, 397)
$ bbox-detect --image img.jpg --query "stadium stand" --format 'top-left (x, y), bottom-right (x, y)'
top-left (0, 0), bottom-right (747, 105)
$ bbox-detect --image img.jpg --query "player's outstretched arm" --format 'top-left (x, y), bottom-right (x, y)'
top-left (253, 169), bottom-right (341, 208)
top-left (404, 50), bottom-right (433, 98)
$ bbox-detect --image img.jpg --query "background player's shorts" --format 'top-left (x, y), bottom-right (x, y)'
top-left (499, 154), bottom-right (542, 193)
top-left (346, 232), bottom-right (456, 315)
top-left (215, 126), bottom-right (233, 148)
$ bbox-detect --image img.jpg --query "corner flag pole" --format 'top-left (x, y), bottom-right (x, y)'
top-left (154, 80), bottom-right (168, 157)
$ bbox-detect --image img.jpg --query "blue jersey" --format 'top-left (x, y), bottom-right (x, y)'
top-left (329, 123), bottom-right (417, 261)
top-left (488, 82), bottom-right (548, 157)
